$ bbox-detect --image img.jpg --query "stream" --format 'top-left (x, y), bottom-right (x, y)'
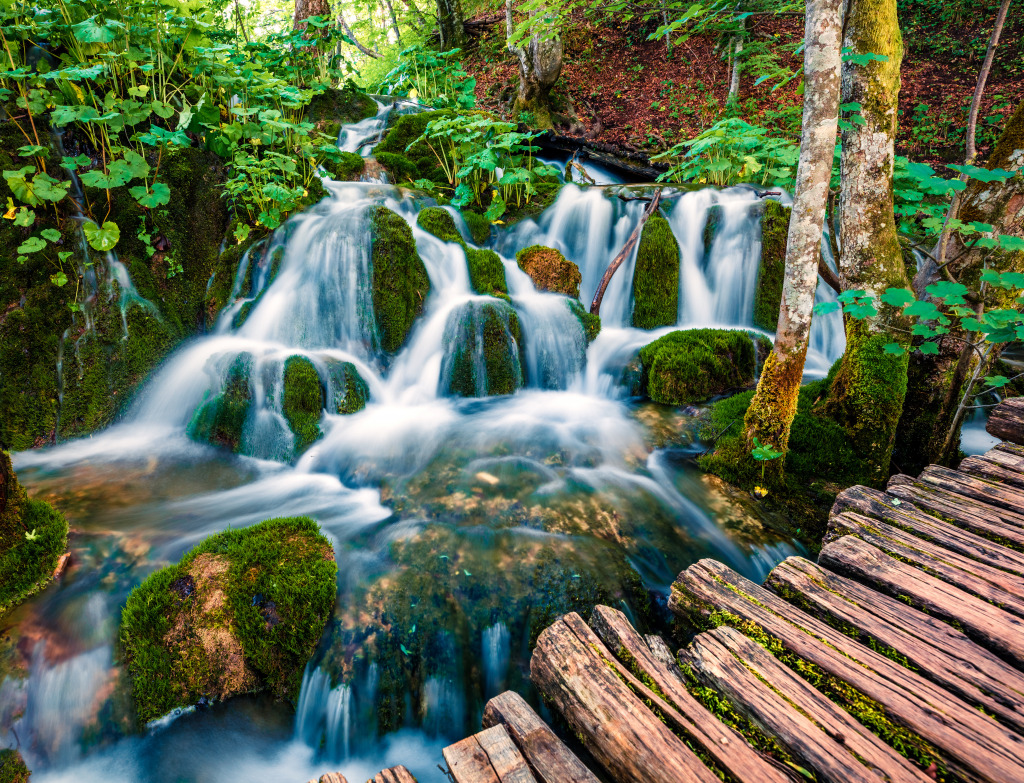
top-left (2, 105), bottom-right (847, 782)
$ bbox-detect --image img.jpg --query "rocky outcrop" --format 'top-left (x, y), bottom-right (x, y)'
top-left (370, 207), bottom-right (432, 353)
top-left (187, 353), bottom-right (254, 453)
top-left (631, 215), bottom-right (680, 329)
top-left (636, 329), bottom-right (755, 405)
top-left (515, 245), bottom-right (581, 297)
top-left (440, 300), bottom-right (524, 397)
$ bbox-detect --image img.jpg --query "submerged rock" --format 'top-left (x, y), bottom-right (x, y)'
top-left (120, 516), bottom-right (336, 725)
top-left (440, 300), bottom-right (524, 397)
top-left (637, 329), bottom-right (755, 405)
top-left (187, 354), bottom-right (254, 453)
top-left (325, 359), bottom-right (369, 415)
top-left (567, 300), bottom-right (601, 344)
top-left (753, 200), bottom-right (790, 331)
top-left (631, 215), bottom-right (680, 329)
top-left (0, 451), bottom-right (69, 615)
top-left (515, 245), bottom-right (581, 297)
top-left (370, 207), bottom-right (432, 354)
top-left (283, 356), bottom-right (325, 454)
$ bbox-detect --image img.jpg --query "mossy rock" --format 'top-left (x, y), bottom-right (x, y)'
top-left (370, 206), bottom-right (431, 353)
top-left (187, 354), bottom-right (253, 453)
top-left (283, 356), bottom-right (325, 454)
top-left (467, 248), bottom-right (508, 298)
top-left (323, 151), bottom-right (365, 181)
top-left (568, 300), bottom-right (601, 344)
top-left (306, 85), bottom-right (377, 139)
top-left (753, 200), bottom-right (790, 331)
top-left (0, 452), bottom-right (69, 615)
top-left (631, 215), bottom-right (680, 329)
top-left (120, 517), bottom-right (336, 725)
top-left (373, 151), bottom-right (419, 184)
top-left (441, 300), bottom-right (524, 397)
top-left (0, 749), bottom-right (29, 783)
top-left (462, 210), bottom-right (492, 245)
top-left (416, 207), bottom-right (462, 244)
top-left (703, 203), bottom-right (723, 253)
top-left (515, 245), bottom-right (581, 297)
top-left (638, 329), bottom-right (755, 406)
top-left (374, 110), bottom-right (453, 184)
top-left (326, 359), bottom-right (369, 415)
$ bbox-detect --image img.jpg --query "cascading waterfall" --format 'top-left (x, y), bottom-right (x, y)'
top-left (482, 623), bottom-right (511, 698)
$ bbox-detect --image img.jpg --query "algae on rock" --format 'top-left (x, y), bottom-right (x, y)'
top-left (326, 360), bottom-right (369, 415)
top-left (416, 206), bottom-right (462, 244)
top-left (283, 356), bottom-right (325, 454)
top-left (440, 300), bottom-right (524, 397)
top-left (631, 215), bottom-right (680, 329)
top-left (120, 516), bottom-right (336, 724)
top-left (187, 354), bottom-right (254, 453)
top-left (637, 329), bottom-right (755, 405)
top-left (370, 207), bottom-right (432, 354)
top-left (568, 300), bottom-right (601, 344)
top-left (752, 200), bottom-right (790, 331)
top-left (515, 245), bottom-right (581, 297)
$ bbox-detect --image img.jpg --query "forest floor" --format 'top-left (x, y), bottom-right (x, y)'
top-left (459, 5), bottom-right (1024, 169)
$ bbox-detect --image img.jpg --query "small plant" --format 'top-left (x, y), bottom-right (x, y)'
top-left (751, 436), bottom-right (783, 497)
top-left (376, 45), bottom-right (476, 110)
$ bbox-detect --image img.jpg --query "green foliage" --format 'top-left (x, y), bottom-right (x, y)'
top-left (376, 45), bottom-right (477, 109)
top-left (119, 516), bottom-right (336, 724)
top-left (631, 215), bottom-right (680, 329)
top-left (0, 749), bottom-right (29, 783)
top-left (638, 329), bottom-right (755, 405)
top-left (375, 111), bottom-right (453, 184)
top-left (282, 356), bottom-right (324, 455)
top-left (369, 206), bottom-right (431, 353)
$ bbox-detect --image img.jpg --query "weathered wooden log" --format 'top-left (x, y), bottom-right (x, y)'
top-left (832, 485), bottom-right (1024, 576)
top-left (767, 556), bottom-right (1024, 735)
top-left (670, 558), bottom-right (1024, 783)
top-left (986, 397), bottom-right (1024, 444)
top-left (587, 605), bottom-right (791, 783)
top-left (885, 475), bottom-right (1024, 549)
top-left (961, 448), bottom-right (1024, 490)
top-left (917, 464), bottom-right (1024, 517)
top-left (530, 612), bottom-right (722, 783)
top-left (818, 535), bottom-right (1024, 669)
top-left (589, 189), bottom-right (662, 317)
top-left (482, 691), bottom-right (598, 783)
top-left (683, 626), bottom-right (931, 783)
top-left (370, 768), bottom-right (418, 783)
top-left (826, 511), bottom-right (1024, 616)
top-left (444, 725), bottom-right (536, 783)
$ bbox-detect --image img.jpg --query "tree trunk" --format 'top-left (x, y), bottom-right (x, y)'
top-left (728, 37), bottom-right (743, 103)
top-left (741, 0), bottom-right (842, 479)
top-left (820, 0), bottom-right (910, 486)
top-left (401, 0), bottom-right (428, 26)
top-left (294, 0), bottom-right (332, 30)
top-left (506, 0), bottom-right (563, 128)
top-left (437, 0), bottom-right (467, 50)
top-left (383, 0), bottom-right (402, 42)
top-left (339, 14), bottom-right (382, 58)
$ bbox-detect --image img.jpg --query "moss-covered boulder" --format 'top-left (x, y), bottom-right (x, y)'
top-left (370, 207), bottom-right (432, 354)
top-left (283, 356), bottom-right (324, 454)
top-left (440, 300), bottom-right (524, 397)
top-left (120, 517), bottom-right (336, 724)
top-left (323, 151), bottom-right (365, 182)
top-left (753, 200), bottom-right (790, 331)
top-left (326, 360), bottom-right (369, 415)
top-left (568, 300), bottom-right (601, 344)
top-left (515, 245), bottom-right (581, 297)
top-left (631, 215), bottom-right (680, 329)
top-left (1, 452), bottom-right (69, 615)
top-left (703, 203), bottom-right (723, 254)
top-left (467, 249), bottom-right (509, 298)
top-left (463, 210), bottom-right (492, 245)
top-left (374, 111), bottom-right (453, 185)
top-left (0, 749), bottom-right (29, 783)
top-left (637, 329), bottom-right (755, 405)
top-left (417, 206), bottom-right (462, 244)
top-left (187, 354), bottom-right (253, 453)
top-left (306, 85), bottom-right (378, 139)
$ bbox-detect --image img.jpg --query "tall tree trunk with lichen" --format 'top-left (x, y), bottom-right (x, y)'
top-left (437, 0), bottom-right (466, 50)
top-left (294, 0), bottom-right (332, 30)
top-left (506, 0), bottom-right (563, 128)
top-left (820, 0), bottom-right (910, 486)
top-left (894, 99), bottom-right (1024, 472)
top-left (741, 0), bottom-right (842, 482)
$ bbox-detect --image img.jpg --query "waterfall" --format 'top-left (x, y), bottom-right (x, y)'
top-left (294, 667), bottom-right (353, 761)
top-left (482, 623), bottom-right (511, 698)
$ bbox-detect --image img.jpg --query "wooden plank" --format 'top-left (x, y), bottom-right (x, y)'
top-left (443, 735), bottom-right (501, 783)
top-left (530, 612), bottom-right (722, 783)
top-left (996, 441), bottom-right (1024, 459)
top-left (986, 397), bottom-right (1024, 444)
top-left (767, 556), bottom-right (1024, 735)
top-left (885, 475), bottom-right (1024, 548)
top-left (832, 485), bottom-right (1024, 576)
top-left (482, 691), bottom-right (598, 783)
top-left (961, 451), bottom-right (1024, 490)
top-left (474, 725), bottom-right (538, 783)
top-left (373, 768), bottom-right (418, 783)
top-left (819, 535), bottom-right (1024, 668)
top-left (669, 558), bottom-right (1024, 783)
top-left (918, 465), bottom-right (1024, 517)
top-left (682, 627), bottom-right (931, 783)
top-left (588, 605), bottom-right (792, 783)
top-left (826, 511), bottom-right (1024, 617)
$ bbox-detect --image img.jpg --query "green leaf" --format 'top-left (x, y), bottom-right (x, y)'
top-left (948, 164), bottom-right (1015, 183)
top-left (813, 301), bottom-right (840, 316)
top-left (83, 221), bottom-right (120, 252)
top-left (918, 342), bottom-right (940, 355)
top-left (13, 208), bottom-right (34, 227)
top-left (41, 228), bottom-right (61, 242)
top-left (925, 281), bottom-right (969, 304)
top-left (883, 343), bottom-right (906, 355)
top-left (880, 288), bottom-right (914, 307)
top-left (984, 375), bottom-right (1011, 389)
top-left (50, 271), bottom-right (68, 287)
top-left (904, 300), bottom-right (941, 319)
top-left (72, 15), bottom-right (125, 43)
top-left (17, 237), bottom-right (45, 254)
top-left (129, 181), bottom-right (171, 208)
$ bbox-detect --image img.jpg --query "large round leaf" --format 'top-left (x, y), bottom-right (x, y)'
top-left (84, 221), bottom-right (120, 252)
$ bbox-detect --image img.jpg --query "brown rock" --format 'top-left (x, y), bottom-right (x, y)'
top-left (515, 245), bottom-right (581, 297)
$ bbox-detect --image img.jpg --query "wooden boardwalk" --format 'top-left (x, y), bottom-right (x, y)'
top-left (330, 398), bottom-right (1024, 782)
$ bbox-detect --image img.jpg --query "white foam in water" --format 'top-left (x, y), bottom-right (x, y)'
top-left (482, 624), bottom-right (511, 698)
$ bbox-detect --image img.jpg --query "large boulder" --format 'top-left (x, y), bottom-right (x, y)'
top-left (631, 215), bottom-right (680, 329)
top-left (440, 300), bottom-right (524, 397)
top-left (753, 200), bottom-right (790, 331)
top-left (370, 207), bottom-right (431, 353)
top-left (120, 516), bottom-right (336, 724)
top-left (187, 353), bottom-right (254, 452)
top-left (283, 356), bottom-right (325, 454)
top-left (515, 245), bottom-right (581, 297)
top-left (637, 329), bottom-right (755, 405)
top-left (416, 207), bottom-right (462, 244)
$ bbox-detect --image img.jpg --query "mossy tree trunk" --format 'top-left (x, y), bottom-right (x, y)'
top-left (506, 0), bottom-right (563, 129)
top-left (821, 0), bottom-right (911, 485)
top-left (895, 100), bottom-right (1024, 472)
top-left (438, 0), bottom-right (467, 50)
top-left (742, 0), bottom-right (842, 482)
top-left (294, 0), bottom-right (331, 29)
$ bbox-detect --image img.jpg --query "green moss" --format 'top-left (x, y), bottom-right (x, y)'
top-left (187, 354), bottom-right (253, 453)
top-left (323, 151), bottom-right (365, 181)
top-left (374, 151), bottom-right (419, 184)
top-left (515, 245), bottom-right (581, 297)
top-left (0, 452), bottom-right (69, 615)
top-left (120, 516), bottom-right (336, 725)
top-left (703, 204), bottom-right (722, 253)
top-left (568, 300), bottom-right (601, 344)
top-left (282, 356), bottom-right (324, 454)
top-left (466, 248), bottom-right (508, 298)
top-left (631, 215), bottom-right (680, 329)
top-left (370, 206), bottom-right (431, 353)
top-left (416, 206), bottom-right (462, 244)
top-left (305, 85), bottom-right (377, 138)
top-left (462, 210), bottom-right (492, 245)
top-left (0, 749), bottom-right (29, 783)
top-left (326, 360), bottom-right (369, 415)
top-left (374, 111), bottom-right (453, 184)
top-left (753, 201), bottom-right (789, 331)
top-left (442, 300), bottom-right (524, 397)
top-left (638, 329), bottom-right (755, 406)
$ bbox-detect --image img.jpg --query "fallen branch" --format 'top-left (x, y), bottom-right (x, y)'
top-left (590, 188), bottom-right (662, 316)
top-left (818, 253), bottom-right (843, 294)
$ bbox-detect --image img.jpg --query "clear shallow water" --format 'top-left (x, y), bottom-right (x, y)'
top-left (1, 116), bottom-right (834, 781)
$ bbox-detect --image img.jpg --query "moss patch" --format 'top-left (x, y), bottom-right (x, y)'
top-left (370, 206), bottom-right (431, 353)
top-left (515, 245), bottom-right (581, 297)
top-left (0, 749), bottom-right (29, 783)
top-left (462, 210), bottom-right (492, 245)
top-left (441, 300), bottom-right (524, 397)
top-left (631, 215), bottom-right (680, 329)
top-left (187, 354), bottom-right (253, 453)
top-left (467, 248), bottom-right (509, 298)
top-left (283, 356), bottom-right (325, 454)
top-left (568, 300), bottom-right (601, 344)
top-left (306, 85), bottom-right (377, 139)
top-left (417, 207), bottom-right (462, 244)
top-left (326, 360), bottom-right (369, 415)
top-left (637, 329), bottom-right (754, 406)
top-left (753, 200), bottom-right (790, 331)
top-left (374, 110), bottom-right (453, 184)
top-left (120, 516), bottom-right (336, 724)
top-left (323, 151), bottom-right (365, 181)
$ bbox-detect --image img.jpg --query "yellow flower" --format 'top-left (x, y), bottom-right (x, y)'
top-left (250, 137), bottom-right (261, 146)
top-left (753, 485), bottom-right (769, 499)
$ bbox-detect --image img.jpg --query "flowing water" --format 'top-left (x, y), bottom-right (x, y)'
top-left (0, 113), bottom-right (848, 782)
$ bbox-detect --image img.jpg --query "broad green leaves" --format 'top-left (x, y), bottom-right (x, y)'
top-left (84, 221), bottom-right (120, 252)
top-left (72, 16), bottom-right (126, 44)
